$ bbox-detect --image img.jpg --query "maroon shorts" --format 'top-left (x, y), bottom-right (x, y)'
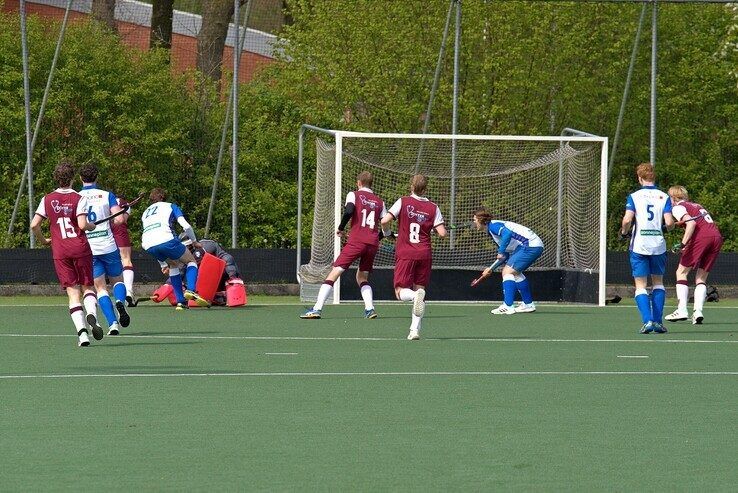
top-left (680, 235), bottom-right (723, 272)
top-left (393, 258), bottom-right (432, 289)
top-left (333, 241), bottom-right (378, 272)
top-left (54, 255), bottom-right (94, 289)
top-left (112, 223), bottom-right (132, 248)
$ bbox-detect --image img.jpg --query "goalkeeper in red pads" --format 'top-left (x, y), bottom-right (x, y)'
top-left (381, 174), bottom-right (447, 340)
top-left (301, 171), bottom-right (387, 319)
top-left (30, 161), bottom-right (104, 347)
top-left (664, 186), bottom-right (723, 325)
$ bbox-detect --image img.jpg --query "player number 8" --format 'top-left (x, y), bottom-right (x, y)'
top-left (409, 222), bottom-right (421, 243)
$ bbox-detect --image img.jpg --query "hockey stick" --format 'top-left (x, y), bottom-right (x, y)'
top-left (448, 222), bottom-right (473, 230)
top-left (93, 192), bottom-right (146, 225)
top-left (676, 211), bottom-right (708, 226)
top-left (470, 257), bottom-right (506, 287)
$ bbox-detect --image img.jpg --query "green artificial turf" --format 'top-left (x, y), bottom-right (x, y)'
top-left (0, 298), bottom-right (736, 490)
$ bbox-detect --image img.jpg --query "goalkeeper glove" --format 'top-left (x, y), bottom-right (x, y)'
top-left (671, 242), bottom-right (685, 254)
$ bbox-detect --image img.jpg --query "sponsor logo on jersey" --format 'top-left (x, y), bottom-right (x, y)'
top-left (405, 205), bottom-right (429, 222)
top-left (359, 194), bottom-right (378, 209)
top-left (50, 200), bottom-right (73, 215)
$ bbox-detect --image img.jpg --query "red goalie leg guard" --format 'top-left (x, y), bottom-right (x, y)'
top-left (188, 253), bottom-right (226, 308)
top-left (226, 279), bottom-right (247, 307)
top-left (152, 284), bottom-right (175, 304)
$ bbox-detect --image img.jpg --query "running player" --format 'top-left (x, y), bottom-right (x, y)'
top-left (141, 188), bottom-right (209, 309)
top-left (301, 171), bottom-right (387, 319)
top-left (30, 161), bottom-right (104, 347)
top-left (472, 208), bottom-right (544, 315)
top-left (380, 174), bottom-right (446, 340)
top-left (664, 186), bottom-right (723, 325)
top-left (78, 163), bottom-right (130, 335)
top-left (112, 195), bottom-right (136, 306)
top-left (620, 163), bottom-right (675, 334)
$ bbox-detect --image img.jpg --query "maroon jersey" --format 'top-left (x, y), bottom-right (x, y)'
top-left (346, 189), bottom-right (385, 246)
top-left (35, 189), bottom-right (92, 259)
top-left (388, 195), bottom-right (444, 260)
top-left (672, 201), bottom-right (721, 239)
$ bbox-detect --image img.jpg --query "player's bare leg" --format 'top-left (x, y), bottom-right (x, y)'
top-left (177, 249), bottom-right (210, 307)
top-left (692, 268), bottom-right (710, 325)
top-left (119, 246), bottom-right (136, 306)
top-left (394, 285), bottom-right (424, 340)
top-left (67, 286), bottom-right (90, 347)
top-left (81, 287), bottom-right (103, 341)
top-left (666, 263), bottom-right (691, 322)
top-left (301, 266), bottom-right (344, 319)
top-left (357, 270), bottom-right (377, 319)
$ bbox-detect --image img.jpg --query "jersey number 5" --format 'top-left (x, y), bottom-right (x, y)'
top-left (56, 217), bottom-right (77, 239)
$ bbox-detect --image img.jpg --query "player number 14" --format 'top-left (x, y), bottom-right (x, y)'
top-left (360, 209), bottom-right (375, 229)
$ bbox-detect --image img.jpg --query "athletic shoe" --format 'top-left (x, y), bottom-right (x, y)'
top-left (491, 304), bottom-right (515, 315)
top-left (639, 322), bottom-right (654, 334)
top-left (300, 309), bottom-right (321, 319)
top-left (407, 328), bottom-right (420, 340)
top-left (107, 323), bottom-right (120, 336)
top-left (652, 322), bottom-right (667, 334)
top-left (77, 330), bottom-right (90, 347)
top-left (125, 295), bottom-right (137, 308)
top-left (665, 310), bottom-right (688, 322)
top-left (175, 302), bottom-right (189, 311)
top-left (115, 300), bottom-right (130, 327)
top-left (692, 310), bottom-right (704, 325)
top-left (184, 290), bottom-right (211, 307)
top-left (364, 308), bottom-right (378, 319)
top-left (412, 288), bottom-right (426, 317)
top-left (86, 313), bottom-right (104, 341)
top-left (514, 302), bottom-right (536, 313)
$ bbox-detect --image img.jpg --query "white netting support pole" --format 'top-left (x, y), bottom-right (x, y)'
top-left (598, 138), bottom-right (609, 307)
top-left (332, 134), bottom-right (343, 305)
top-left (296, 126), bottom-right (305, 282)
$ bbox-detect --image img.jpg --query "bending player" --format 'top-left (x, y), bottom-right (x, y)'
top-left (30, 161), bottom-right (103, 347)
top-left (78, 164), bottom-right (131, 335)
top-left (301, 171), bottom-right (387, 319)
top-left (664, 186), bottom-right (723, 325)
top-left (620, 163), bottom-right (674, 334)
top-left (471, 208), bottom-right (544, 314)
top-left (141, 188), bottom-right (210, 310)
top-left (112, 195), bottom-right (136, 306)
top-left (381, 174), bottom-right (446, 340)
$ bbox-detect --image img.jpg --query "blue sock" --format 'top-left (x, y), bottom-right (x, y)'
top-left (170, 274), bottom-right (186, 303)
top-left (634, 289), bottom-right (651, 324)
top-left (186, 264), bottom-right (198, 291)
top-left (651, 286), bottom-right (666, 324)
top-left (113, 282), bottom-right (127, 303)
top-left (516, 278), bottom-right (533, 304)
top-left (502, 279), bottom-right (516, 306)
top-left (98, 294), bottom-right (117, 326)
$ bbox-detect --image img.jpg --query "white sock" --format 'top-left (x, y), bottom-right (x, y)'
top-left (69, 304), bottom-right (85, 331)
top-left (410, 313), bottom-right (421, 331)
top-left (313, 283), bottom-right (333, 311)
top-left (123, 269), bottom-right (134, 295)
top-left (676, 283), bottom-right (689, 312)
top-left (399, 288), bottom-right (415, 302)
top-left (83, 292), bottom-right (97, 317)
top-left (694, 284), bottom-right (707, 312)
top-left (360, 284), bottom-right (374, 310)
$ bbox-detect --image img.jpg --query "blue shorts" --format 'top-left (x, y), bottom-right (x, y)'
top-left (630, 251), bottom-right (667, 278)
top-left (146, 238), bottom-right (186, 263)
top-left (507, 246), bottom-right (544, 272)
top-left (93, 250), bottom-right (124, 279)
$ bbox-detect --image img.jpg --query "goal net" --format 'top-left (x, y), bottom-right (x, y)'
top-left (297, 127), bottom-right (608, 305)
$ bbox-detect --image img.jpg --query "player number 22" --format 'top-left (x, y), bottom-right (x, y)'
top-left (56, 217), bottom-right (77, 239)
top-left (409, 223), bottom-right (421, 243)
top-left (360, 209), bottom-right (375, 229)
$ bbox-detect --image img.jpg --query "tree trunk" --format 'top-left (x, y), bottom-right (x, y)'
top-left (91, 0), bottom-right (117, 32)
top-left (150, 0), bottom-right (175, 51)
top-left (197, 0), bottom-right (238, 81)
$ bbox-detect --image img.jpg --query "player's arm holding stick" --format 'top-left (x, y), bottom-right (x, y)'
top-left (471, 253), bottom-right (508, 287)
top-left (93, 192), bottom-right (145, 225)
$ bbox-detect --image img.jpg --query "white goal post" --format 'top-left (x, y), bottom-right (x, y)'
top-left (297, 126), bottom-right (608, 306)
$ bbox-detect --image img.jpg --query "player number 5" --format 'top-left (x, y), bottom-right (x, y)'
top-left (56, 217), bottom-right (77, 239)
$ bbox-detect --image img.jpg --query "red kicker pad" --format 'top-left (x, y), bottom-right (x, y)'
top-left (152, 284), bottom-right (178, 306)
top-left (188, 252), bottom-right (226, 308)
top-left (226, 278), bottom-right (247, 307)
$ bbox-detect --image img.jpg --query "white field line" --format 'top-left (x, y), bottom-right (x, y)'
top-left (264, 352), bottom-right (298, 355)
top-left (0, 333), bottom-right (736, 344)
top-left (0, 371), bottom-right (737, 380)
top-left (617, 355), bottom-right (650, 358)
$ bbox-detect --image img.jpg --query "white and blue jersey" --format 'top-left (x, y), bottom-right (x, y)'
top-left (141, 202), bottom-right (186, 250)
top-left (78, 185), bottom-right (119, 256)
top-left (625, 186), bottom-right (672, 256)
top-left (486, 220), bottom-right (544, 253)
